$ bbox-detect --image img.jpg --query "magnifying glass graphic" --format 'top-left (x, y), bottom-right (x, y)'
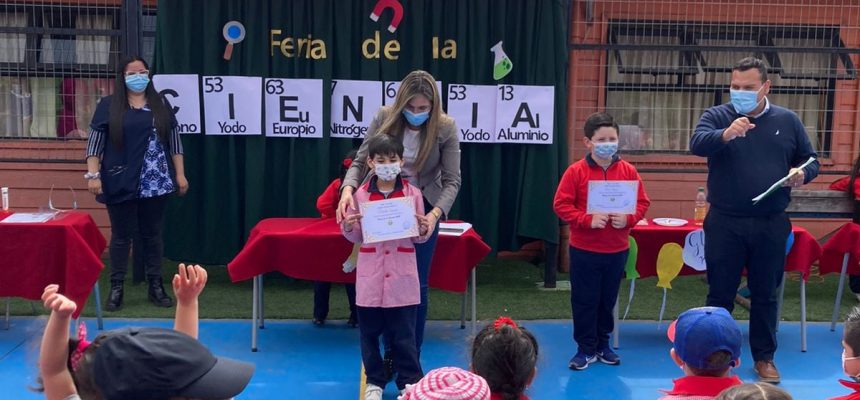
top-left (222, 21), bottom-right (246, 61)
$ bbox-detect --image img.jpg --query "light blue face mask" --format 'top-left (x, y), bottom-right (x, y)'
top-left (730, 86), bottom-right (764, 115)
top-left (592, 142), bottom-right (618, 159)
top-left (402, 109), bottom-right (430, 126)
top-left (125, 74), bottom-right (150, 93)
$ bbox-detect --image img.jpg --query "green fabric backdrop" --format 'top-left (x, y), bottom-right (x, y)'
top-left (155, 0), bottom-right (568, 264)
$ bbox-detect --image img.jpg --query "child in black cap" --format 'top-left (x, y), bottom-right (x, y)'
top-left (37, 264), bottom-right (254, 400)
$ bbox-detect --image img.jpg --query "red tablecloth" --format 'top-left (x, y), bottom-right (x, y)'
top-left (228, 218), bottom-right (491, 293)
top-left (0, 211), bottom-right (106, 318)
top-left (820, 223), bottom-right (860, 275)
top-left (630, 220), bottom-right (822, 281)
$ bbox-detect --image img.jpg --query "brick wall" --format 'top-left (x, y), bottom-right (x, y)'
top-left (567, 0), bottom-right (859, 238)
top-left (0, 141), bottom-right (110, 239)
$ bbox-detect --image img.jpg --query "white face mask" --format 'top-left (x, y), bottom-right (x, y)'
top-left (374, 162), bottom-right (401, 181)
top-left (843, 349), bottom-right (860, 378)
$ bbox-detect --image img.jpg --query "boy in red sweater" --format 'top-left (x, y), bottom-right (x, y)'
top-left (553, 112), bottom-right (650, 370)
top-left (832, 307), bottom-right (860, 400)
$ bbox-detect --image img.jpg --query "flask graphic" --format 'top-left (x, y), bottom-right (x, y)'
top-left (490, 41), bottom-right (513, 80)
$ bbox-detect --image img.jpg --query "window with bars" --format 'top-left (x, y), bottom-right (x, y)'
top-left (141, 7), bottom-right (155, 66)
top-left (605, 21), bottom-right (856, 156)
top-left (0, 2), bottom-right (133, 139)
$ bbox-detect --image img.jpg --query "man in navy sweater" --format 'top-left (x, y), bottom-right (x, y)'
top-left (690, 57), bottom-right (819, 383)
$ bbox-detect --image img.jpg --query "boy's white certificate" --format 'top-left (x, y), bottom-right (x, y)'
top-left (586, 181), bottom-right (638, 214)
top-left (359, 196), bottom-right (419, 244)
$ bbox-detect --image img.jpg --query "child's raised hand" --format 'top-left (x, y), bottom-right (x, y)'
top-left (41, 284), bottom-right (77, 318)
top-left (172, 263), bottom-right (208, 305)
top-left (591, 214), bottom-right (609, 229)
top-left (610, 214), bottom-right (627, 229)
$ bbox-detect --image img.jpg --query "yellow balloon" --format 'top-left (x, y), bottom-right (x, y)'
top-left (656, 243), bottom-right (684, 289)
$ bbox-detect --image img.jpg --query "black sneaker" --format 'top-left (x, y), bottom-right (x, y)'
top-left (597, 346), bottom-right (621, 365)
top-left (568, 351), bottom-right (597, 370)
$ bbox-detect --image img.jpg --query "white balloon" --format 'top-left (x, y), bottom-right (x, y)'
top-left (682, 229), bottom-right (707, 271)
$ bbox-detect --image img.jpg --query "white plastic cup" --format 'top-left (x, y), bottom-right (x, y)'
top-left (1, 187), bottom-right (8, 211)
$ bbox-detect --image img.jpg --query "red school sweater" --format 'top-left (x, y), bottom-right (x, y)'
top-left (831, 379), bottom-right (860, 400)
top-left (316, 178), bottom-right (341, 219)
top-left (830, 176), bottom-right (860, 201)
top-left (553, 154), bottom-right (650, 253)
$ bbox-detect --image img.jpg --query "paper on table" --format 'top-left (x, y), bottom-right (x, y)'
top-left (0, 212), bottom-right (58, 223)
top-left (439, 222), bottom-right (473, 236)
top-left (751, 157), bottom-right (816, 205)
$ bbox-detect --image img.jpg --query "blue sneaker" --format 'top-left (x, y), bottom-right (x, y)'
top-left (568, 351), bottom-right (597, 370)
top-left (597, 346), bottom-right (621, 365)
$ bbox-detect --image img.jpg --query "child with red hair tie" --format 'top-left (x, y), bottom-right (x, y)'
top-left (471, 317), bottom-right (538, 400)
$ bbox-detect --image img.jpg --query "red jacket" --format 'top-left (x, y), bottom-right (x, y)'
top-left (316, 178), bottom-right (341, 219)
top-left (553, 154), bottom-right (650, 253)
top-left (831, 379), bottom-right (860, 400)
top-left (831, 176), bottom-right (860, 201)
top-left (659, 375), bottom-right (743, 399)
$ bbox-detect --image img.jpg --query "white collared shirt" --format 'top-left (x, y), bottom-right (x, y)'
top-left (749, 97), bottom-right (771, 118)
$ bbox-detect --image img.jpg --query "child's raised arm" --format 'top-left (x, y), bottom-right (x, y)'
top-left (39, 284), bottom-right (78, 400)
top-left (172, 264), bottom-right (208, 339)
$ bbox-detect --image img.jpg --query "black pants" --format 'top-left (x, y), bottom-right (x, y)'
top-left (413, 220), bottom-right (439, 350)
top-left (704, 209), bottom-right (790, 362)
top-left (569, 246), bottom-right (627, 355)
top-left (850, 275), bottom-right (860, 294)
top-left (313, 282), bottom-right (357, 321)
top-left (357, 305), bottom-right (422, 390)
top-left (132, 231), bottom-right (145, 283)
top-left (106, 195), bottom-right (168, 282)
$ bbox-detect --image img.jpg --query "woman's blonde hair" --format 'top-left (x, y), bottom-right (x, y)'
top-left (374, 70), bottom-right (446, 172)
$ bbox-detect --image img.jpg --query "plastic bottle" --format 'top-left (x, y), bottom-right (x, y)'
top-left (694, 187), bottom-right (707, 225)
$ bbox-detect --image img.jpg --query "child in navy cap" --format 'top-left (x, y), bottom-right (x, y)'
top-left (660, 306), bottom-right (744, 400)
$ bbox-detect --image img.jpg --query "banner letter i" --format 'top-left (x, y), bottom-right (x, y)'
top-left (228, 93), bottom-right (235, 119)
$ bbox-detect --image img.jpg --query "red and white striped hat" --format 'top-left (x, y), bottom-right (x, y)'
top-left (399, 367), bottom-right (491, 400)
